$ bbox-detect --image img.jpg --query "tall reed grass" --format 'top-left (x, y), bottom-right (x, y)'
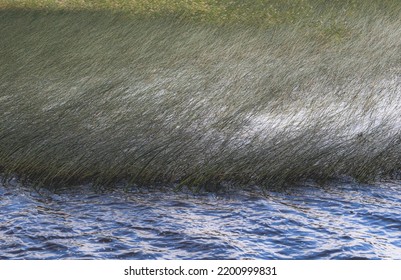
top-left (1, 2), bottom-right (401, 189)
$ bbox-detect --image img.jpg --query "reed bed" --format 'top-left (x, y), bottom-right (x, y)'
top-left (1, 1), bottom-right (401, 189)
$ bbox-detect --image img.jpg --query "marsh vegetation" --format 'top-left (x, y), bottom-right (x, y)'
top-left (0, 1), bottom-right (401, 189)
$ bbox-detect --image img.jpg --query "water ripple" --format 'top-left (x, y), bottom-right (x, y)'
top-left (1, 179), bottom-right (401, 259)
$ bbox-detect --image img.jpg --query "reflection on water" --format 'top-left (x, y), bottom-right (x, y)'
top-left (0, 178), bottom-right (400, 259)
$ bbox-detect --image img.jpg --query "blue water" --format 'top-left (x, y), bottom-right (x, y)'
top-left (0, 178), bottom-right (400, 259)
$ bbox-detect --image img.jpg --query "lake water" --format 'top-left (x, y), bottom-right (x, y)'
top-left (1, 178), bottom-right (400, 259)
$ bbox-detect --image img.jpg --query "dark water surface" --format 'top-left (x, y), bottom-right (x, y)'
top-left (1, 178), bottom-right (400, 259)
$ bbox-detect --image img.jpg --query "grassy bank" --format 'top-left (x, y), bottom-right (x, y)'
top-left (1, 0), bottom-right (401, 27)
top-left (1, 1), bottom-right (401, 189)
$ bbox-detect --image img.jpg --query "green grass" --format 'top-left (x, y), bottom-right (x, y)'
top-left (1, 0), bottom-right (400, 27)
top-left (0, 1), bottom-right (401, 189)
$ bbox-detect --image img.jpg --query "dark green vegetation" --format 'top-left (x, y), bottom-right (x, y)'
top-left (1, 1), bottom-right (401, 189)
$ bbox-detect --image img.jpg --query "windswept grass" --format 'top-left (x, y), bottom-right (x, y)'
top-left (1, 1), bottom-right (401, 189)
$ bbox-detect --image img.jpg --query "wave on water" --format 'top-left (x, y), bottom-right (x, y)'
top-left (1, 177), bottom-right (401, 259)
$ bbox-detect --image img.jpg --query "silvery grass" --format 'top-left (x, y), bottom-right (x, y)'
top-left (0, 8), bottom-right (401, 189)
